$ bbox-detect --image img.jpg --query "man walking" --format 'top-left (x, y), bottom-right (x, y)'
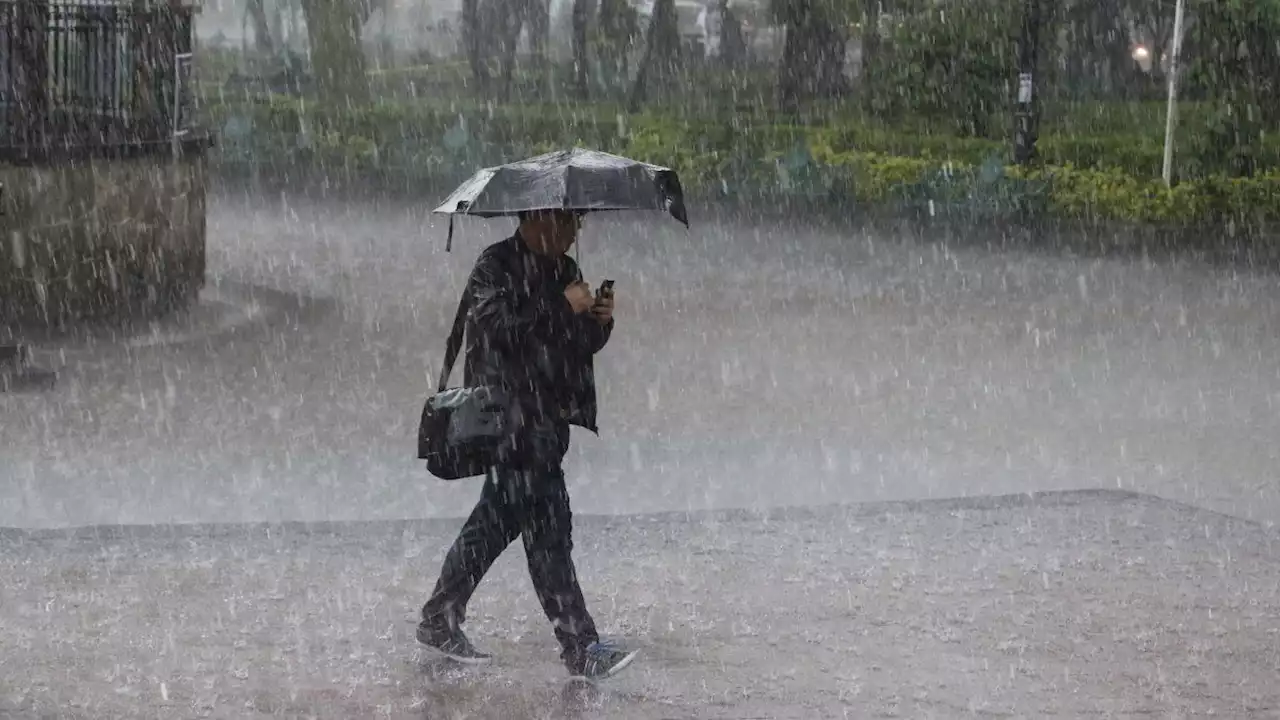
top-left (417, 209), bottom-right (638, 680)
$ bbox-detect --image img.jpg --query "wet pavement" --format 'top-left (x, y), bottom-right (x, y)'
top-left (4, 194), bottom-right (1280, 529)
top-left (2, 490), bottom-right (1278, 718)
top-left (4, 194), bottom-right (1280, 716)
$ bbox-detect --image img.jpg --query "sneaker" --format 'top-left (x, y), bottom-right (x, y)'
top-left (568, 640), bottom-right (639, 680)
top-left (416, 622), bottom-right (492, 664)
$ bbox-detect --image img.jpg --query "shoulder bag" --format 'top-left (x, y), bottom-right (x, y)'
top-left (417, 289), bottom-right (511, 479)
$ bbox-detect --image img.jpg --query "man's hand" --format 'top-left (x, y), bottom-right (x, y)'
top-left (564, 282), bottom-right (594, 314)
top-left (590, 289), bottom-right (614, 325)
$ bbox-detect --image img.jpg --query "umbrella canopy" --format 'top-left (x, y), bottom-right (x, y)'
top-left (433, 148), bottom-right (689, 248)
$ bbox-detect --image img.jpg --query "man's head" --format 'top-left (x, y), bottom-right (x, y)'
top-left (517, 209), bottom-right (584, 256)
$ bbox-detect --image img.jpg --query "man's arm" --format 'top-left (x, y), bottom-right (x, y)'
top-left (576, 312), bottom-right (613, 355)
top-left (468, 250), bottom-right (579, 350)
top-left (564, 258), bottom-right (612, 355)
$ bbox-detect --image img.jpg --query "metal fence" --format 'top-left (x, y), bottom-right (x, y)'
top-left (0, 0), bottom-right (195, 159)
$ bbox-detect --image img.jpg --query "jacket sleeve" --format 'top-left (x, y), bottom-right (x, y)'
top-left (566, 259), bottom-right (613, 356)
top-left (575, 313), bottom-right (613, 356)
top-left (468, 250), bottom-right (579, 350)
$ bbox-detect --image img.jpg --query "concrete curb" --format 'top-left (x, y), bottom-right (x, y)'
top-left (0, 342), bottom-right (56, 392)
top-left (3, 488), bottom-right (1266, 540)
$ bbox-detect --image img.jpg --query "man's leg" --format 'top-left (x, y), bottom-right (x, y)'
top-left (420, 469), bottom-right (521, 655)
top-left (517, 460), bottom-right (601, 671)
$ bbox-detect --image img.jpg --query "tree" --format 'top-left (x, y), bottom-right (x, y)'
top-left (874, 0), bottom-right (1019, 136)
top-left (462, 0), bottom-right (490, 93)
top-left (244, 0), bottom-right (276, 57)
top-left (628, 0), bottom-right (682, 111)
top-left (717, 0), bottom-right (747, 70)
top-left (496, 0), bottom-right (552, 100)
top-left (572, 0), bottom-right (594, 97)
top-left (772, 0), bottom-right (853, 112)
top-left (1053, 0), bottom-right (1135, 100)
top-left (299, 0), bottom-right (372, 102)
top-left (858, 0), bottom-right (879, 109)
top-left (527, 0), bottom-right (552, 94)
top-left (1187, 0), bottom-right (1280, 176)
top-left (595, 0), bottom-right (641, 93)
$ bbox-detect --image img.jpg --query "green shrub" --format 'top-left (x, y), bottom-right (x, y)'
top-left (201, 96), bottom-right (1280, 227)
top-left (1010, 165), bottom-right (1280, 224)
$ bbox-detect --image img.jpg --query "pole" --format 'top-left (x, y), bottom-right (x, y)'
top-left (1013, 0), bottom-right (1042, 165)
top-left (15, 0), bottom-right (50, 152)
top-left (1161, 0), bottom-right (1187, 186)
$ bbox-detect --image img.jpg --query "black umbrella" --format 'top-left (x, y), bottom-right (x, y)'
top-left (433, 148), bottom-right (688, 250)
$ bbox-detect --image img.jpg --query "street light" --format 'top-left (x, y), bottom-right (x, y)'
top-left (1131, 45), bottom-right (1153, 73)
top-left (1013, 0), bottom-right (1042, 165)
top-left (1161, 0), bottom-right (1187, 186)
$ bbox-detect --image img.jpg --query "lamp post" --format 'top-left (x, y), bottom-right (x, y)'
top-left (1013, 0), bottom-right (1042, 165)
top-left (1161, 0), bottom-right (1187, 186)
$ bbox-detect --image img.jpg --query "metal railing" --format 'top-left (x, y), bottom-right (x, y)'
top-left (0, 0), bottom-right (197, 159)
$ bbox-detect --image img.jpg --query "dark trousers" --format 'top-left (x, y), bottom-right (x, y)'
top-left (421, 422), bottom-right (599, 664)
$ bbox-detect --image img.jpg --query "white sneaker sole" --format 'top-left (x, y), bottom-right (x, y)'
top-left (439, 650), bottom-right (492, 665)
top-left (418, 635), bottom-right (493, 665)
top-left (570, 649), bottom-right (639, 681)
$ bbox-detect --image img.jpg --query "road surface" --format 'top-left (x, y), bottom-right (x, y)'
top-left (2, 491), bottom-right (1277, 718)
top-left (3, 193), bottom-right (1280, 528)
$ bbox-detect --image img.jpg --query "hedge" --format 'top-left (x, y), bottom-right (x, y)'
top-left (203, 97), bottom-right (1280, 226)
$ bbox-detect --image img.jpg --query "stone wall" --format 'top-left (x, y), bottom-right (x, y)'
top-left (0, 152), bottom-right (208, 327)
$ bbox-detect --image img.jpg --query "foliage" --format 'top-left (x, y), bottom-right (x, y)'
top-left (767, 0), bottom-right (859, 27)
top-left (1013, 165), bottom-right (1280, 224)
top-left (868, 0), bottom-right (1020, 137)
top-left (202, 96), bottom-right (1280, 227)
top-left (770, 0), bottom-right (861, 108)
top-left (593, 0), bottom-right (642, 94)
top-left (298, 0), bottom-right (368, 103)
top-left (1184, 0), bottom-right (1280, 176)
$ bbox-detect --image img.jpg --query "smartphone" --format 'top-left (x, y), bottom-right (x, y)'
top-left (597, 279), bottom-right (615, 297)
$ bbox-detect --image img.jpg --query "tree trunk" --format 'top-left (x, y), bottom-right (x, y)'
top-left (1062, 0), bottom-right (1090, 98)
top-left (778, 0), bottom-right (846, 112)
top-left (717, 0), bottom-right (746, 70)
top-left (1099, 0), bottom-right (1132, 99)
top-left (777, 1), bottom-right (803, 112)
top-left (859, 0), bottom-right (878, 109)
top-left (497, 0), bottom-right (550, 101)
top-left (497, 0), bottom-right (526, 101)
top-left (572, 0), bottom-right (593, 98)
top-left (527, 0), bottom-right (551, 94)
top-left (14, 0), bottom-right (49, 147)
top-left (462, 0), bottom-right (490, 93)
top-left (245, 0), bottom-right (276, 56)
top-left (597, 0), bottom-right (639, 93)
top-left (816, 21), bottom-right (847, 98)
top-left (299, 0), bottom-right (369, 103)
top-left (628, 0), bottom-right (680, 111)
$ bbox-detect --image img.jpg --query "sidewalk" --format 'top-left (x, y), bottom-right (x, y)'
top-left (2, 489), bottom-right (1277, 719)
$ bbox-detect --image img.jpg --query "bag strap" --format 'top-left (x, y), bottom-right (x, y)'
top-left (437, 288), bottom-right (470, 392)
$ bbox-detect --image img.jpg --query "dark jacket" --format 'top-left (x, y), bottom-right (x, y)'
top-left (462, 233), bottom-right (613, 436)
